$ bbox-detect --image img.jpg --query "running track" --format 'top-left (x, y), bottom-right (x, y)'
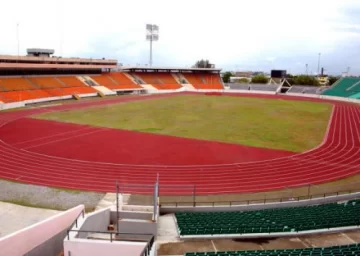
top-left (0, 93), bottom-right (359, 195)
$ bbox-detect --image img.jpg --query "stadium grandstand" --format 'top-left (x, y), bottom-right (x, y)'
top-left (0, 51), bottom-right (224, 106)
top-left (322, 77), bottom-right (360, 98)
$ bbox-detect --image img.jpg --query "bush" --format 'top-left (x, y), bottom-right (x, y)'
top-left (294, 75), bottom-right (319, 86)
top-left (251, 74), bottom-right (269, 84)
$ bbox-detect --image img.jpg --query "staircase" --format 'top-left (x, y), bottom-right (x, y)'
top-left (129, 73), bottom-right (145, 84)
top-left (141, 84), bottom-right (158, 90)
top-left (92, 85), bottom-right (116, 96)
top-left (79, 76), bottom-right (98, 86)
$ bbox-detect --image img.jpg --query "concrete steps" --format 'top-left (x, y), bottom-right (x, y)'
top-left (78, 76), bottom-right (98, 87)
top-left (92, 85), bottom-right (116, 95)
top-left (141, 84), bottom-right (158, 90)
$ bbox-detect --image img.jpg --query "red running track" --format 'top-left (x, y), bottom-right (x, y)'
top-left (0, 118), bottom-right (294, 165)
top-left (0, 93), bottom-right (359, 195)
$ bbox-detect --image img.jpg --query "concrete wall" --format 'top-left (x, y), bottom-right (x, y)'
top-left (110, 211), bottom-right (153, 222)
top-left (0, 205), bottom-right (84, 256)
top-left (161, 192), bottom-right (360, 213)
top-left (25, 229), bottom-right (68, 256)
top-left (78, 208), bottom-right (110, 239)
top-left (0, 101), bottom-right (25, 110)
top-left (117, 219), bottom-right (157, 238)
top-left (64, 239), bottom-right (146, 256)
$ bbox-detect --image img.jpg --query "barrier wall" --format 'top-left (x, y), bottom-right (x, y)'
top-left (77, 208), bottom-right (110, 239)
top-left (0, 205), bottom-right (84, 256)
top-left (64, 239), bottom-right (146, 256)
top-left (2, 88), bottom-right (359, 111)
top-left (161, 192), bottom-right (360, 213)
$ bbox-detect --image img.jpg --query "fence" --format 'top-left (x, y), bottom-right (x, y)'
top-left (160, 181), bottom-right (360, 207)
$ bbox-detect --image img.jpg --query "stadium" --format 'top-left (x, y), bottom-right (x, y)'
top-left (0, 47), bottom-right (360, 256)
top-left (1, 6), bottom-right (360, 256)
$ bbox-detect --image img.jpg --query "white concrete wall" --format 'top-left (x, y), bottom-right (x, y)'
top-left (64, 239), bottom-right (146, 256)
top-left (0, 205), bottom-right (84, 256)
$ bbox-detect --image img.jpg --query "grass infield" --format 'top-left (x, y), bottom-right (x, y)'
top-left (35, 94), bottom-right (332, 152)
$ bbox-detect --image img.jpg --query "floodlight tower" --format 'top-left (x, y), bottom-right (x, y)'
top-left (146, 24), bottom-right (159, 67)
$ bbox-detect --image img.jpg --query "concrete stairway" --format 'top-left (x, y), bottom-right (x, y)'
top-left (92, 85), bottom-right (116, 95)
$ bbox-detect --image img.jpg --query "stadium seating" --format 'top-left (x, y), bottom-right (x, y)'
top-left (250, 84), bottom-right (278, 92)
top-left (0, 77), bottom-right (37, 91)
top-left (322, 77), bottom-right (360, 97)
top-left (56, 76), bottom-right (86, 87)
top-left (134, 72), bottom-right (182, 90)
top-left (227, 83), bottom-right (250, 90)
top-left (27, 77), bottom-right (65, 89)
top-left (91, 73), bottom-right (142, 90)
top-left (176, 199), bottom-right (360, 236)
top-left (183, 73), bottom-right (223, 89)
top-left (0, 90), bottom-right (50, 102)
top-left (350, 92), bottom-right (360, 99)
top-left (90, 74), bottom-right (116, 87)
top-left (184, 243), bottom-right (360, 256)
top-left (0, 75), bottom-right (98, 103)
top-left (288, 86), bottom-right (321, 94)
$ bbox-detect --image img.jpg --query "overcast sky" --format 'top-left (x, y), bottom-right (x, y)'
top-left (1, 0), bottom-right (359, 75)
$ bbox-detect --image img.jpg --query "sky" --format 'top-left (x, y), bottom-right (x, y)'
top-left (0, 0), bottom-right (360, 75)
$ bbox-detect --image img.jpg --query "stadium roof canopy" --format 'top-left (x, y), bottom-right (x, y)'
top-left (0, 54), bottom-right (117, 70)
top-left (120, 66), bottom-right (222, 72)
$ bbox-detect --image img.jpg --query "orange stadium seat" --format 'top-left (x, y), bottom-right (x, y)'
top-left (0, 90), bottom-right (49, 102)
top-left (27, 77), bottom-right (64, 89)
top-left (107, 72), bottom-right (142, 89)
top-left (43, 88), bottom-right (65, 97)
top-left (135, 72), bottom-right (182, 90)
top-left (92, 73), bottom-right (142, 90)
top-left (0, 77), bottom-right (37, 91)
top-left (62, 86), bottom-right (97, 95)
top-left (90, 75), bottom-right (116, 87)
top-left (183, 73), bottom-right (223, 89)
top-left (56, 76), bottom-right (86, 87)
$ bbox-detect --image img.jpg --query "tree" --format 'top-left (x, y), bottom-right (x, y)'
top-left (328, 76), bottom-right (339, 86)
top-left (193, 59), bottom-right (212, 68)
top-left (222, 71), bottom-right (233, 83)
top-left (237, 78), bottom-right (250, 83)
top-left (251, 74), bottom-right (269, 84)
top-left (293, 75), bottom-right (319, 86)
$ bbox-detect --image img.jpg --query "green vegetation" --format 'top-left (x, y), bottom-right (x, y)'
top-left (222, 71), bottom-right (233, 83)
top-left (236, 78), bottom-right (250, 83)
top-left (251, 74), bottom-right (269, 84)
top-left (192, 59), bottom-right (213, 68)
top-left (293, 75), bottom-right (320, 86)
top-left (35, 95), bottom-right (332, 152)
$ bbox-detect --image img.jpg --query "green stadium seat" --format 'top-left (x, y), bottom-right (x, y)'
top-left (176, 199), bottom-right (360, 236)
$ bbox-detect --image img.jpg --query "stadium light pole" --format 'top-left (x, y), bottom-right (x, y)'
top-left (317, 53), bottom-right (321, 77)
top-left (146, 24), bottom-right (159, 67)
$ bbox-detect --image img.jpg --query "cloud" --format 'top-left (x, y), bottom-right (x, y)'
top-left (0, 0), bottom-right (359, 74)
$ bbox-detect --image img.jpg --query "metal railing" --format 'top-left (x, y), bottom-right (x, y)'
top-left (161, 188), bottom-right (360, 208)
top-left (66, 230), bottom-right (154, 256)
top-left (69, 208), bottom-right (85, 228)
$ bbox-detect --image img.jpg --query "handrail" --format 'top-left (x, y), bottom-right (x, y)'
top-left (69, 208), bottom-right (85, 229)
top-left (66, 230), bottom-right (154, 256)
top-left (161, 188), bottom-right (360, 208)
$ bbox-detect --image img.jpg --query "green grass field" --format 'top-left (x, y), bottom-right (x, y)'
top-left (35, 95), bottom-right (332, 152)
